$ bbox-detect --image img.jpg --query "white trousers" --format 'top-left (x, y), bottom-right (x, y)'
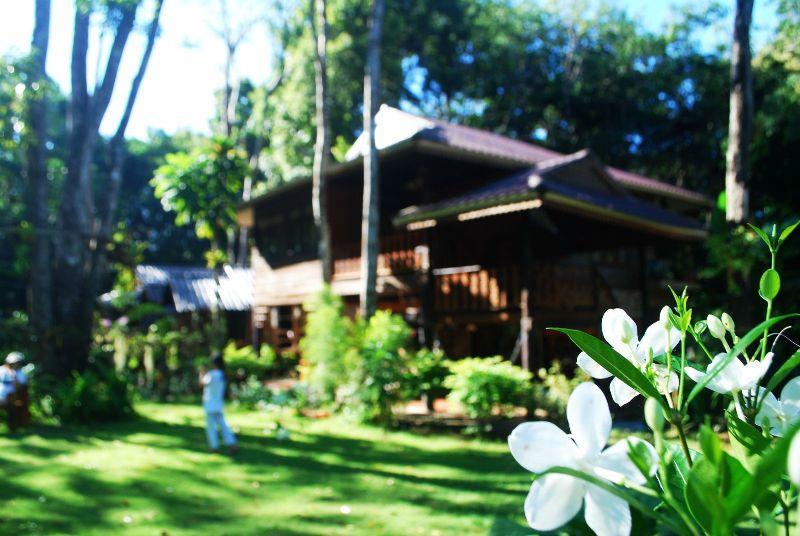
top-left (205, 411), bottom-right (236, 449)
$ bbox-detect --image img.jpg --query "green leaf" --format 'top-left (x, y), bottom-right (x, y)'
top-left (778, 220), bottom-right (799, 248)
top-left (726, 410), bottom-right (770, 468)
top-left (759, 269), bottom-right (781, 301)
top-left (548, 328), bottom-right (663, 403)
top-left (664, 443), bottom-right (692, 499)
top-left (699, 425), bottom-right (723, 465)
top-left (765, 350), bottom-right (800, 393)
top-left (685, 457), bottom-right (732, 535)
top-left (685, 314), bottom-right (800, 405)
top-left (749, 223), bottom-right (775, 252)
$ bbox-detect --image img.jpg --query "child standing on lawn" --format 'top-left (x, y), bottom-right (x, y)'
top-left (201, 353), bottom-right (237, 453)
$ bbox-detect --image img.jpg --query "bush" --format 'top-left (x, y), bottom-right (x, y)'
top-left (230, 376), bottom-right (272, 409)
top-left (403, 348), bottom-right (450, 406)
top-left (529, 361), bottom-right (587, 424)
top-left (444, 356), bottom-right (532, 419)
top-left (223, 342), bottom-right (277, 381)
top-left (299, 288), bottom-right (354, 402)
top-left (349, 310), bottom-right (412, 424)
top-left (41, 366), bottom-right (135, 424)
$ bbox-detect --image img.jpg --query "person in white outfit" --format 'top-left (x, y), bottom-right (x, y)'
top-left (201, 353), bottom-right (237, 453)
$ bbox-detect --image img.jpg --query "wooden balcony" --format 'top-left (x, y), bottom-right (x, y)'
top-left (433, 263), bottom-right (607, 313)
top-left (332, 231), bottom-right (426, 279)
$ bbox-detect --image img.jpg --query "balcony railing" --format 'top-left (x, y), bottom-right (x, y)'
top-left (332, 231), bottom-right (426, 279)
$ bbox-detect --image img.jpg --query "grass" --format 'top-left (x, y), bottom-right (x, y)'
top-left (0, 403), bottom-right (532, 536)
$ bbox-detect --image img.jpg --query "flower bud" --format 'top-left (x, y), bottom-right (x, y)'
top-left (659, 306), bottom-right (671, 329)
top-left (721, 312), bottom-right (735, 333)
top-left (644, 397), bottom-right (665, 432)
top-left (706, 314), bottom-right (726, 341)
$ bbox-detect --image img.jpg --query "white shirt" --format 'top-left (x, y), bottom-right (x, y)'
top-left (16, 370), bottom-right (27, 385)
top-left (202, 370), bottom-right (226, 413)
top-left (0, 366), bottom-right (16, 402)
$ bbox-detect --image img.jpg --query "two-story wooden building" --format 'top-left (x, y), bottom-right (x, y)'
top-left (237, 105), bottom-right (709, 369)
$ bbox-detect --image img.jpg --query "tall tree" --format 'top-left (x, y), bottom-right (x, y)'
top-left (23, 0), bottom-right (164, 376)
top-left (24, 0), bottom-right (52, 366)
top-left (101, 0), bottom-right (164, 265)
top-left (359, 0), bottom-right (384, 318)
top-left (725, 0), bottom-right (755, 223)
top-left (311, 0), bottom-right (332, 283)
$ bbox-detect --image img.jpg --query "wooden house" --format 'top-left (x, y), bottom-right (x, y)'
top-left (237, 106), bottom-right (709, 368)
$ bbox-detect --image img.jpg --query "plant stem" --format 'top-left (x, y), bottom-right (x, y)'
top-left (760, 251), bottom-right (777, 360)
top-left (675, 421), bottom-right (693, 467)
top-left (678, 335), bottom-right (687, 411)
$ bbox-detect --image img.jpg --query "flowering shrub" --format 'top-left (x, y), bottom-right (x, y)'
top-left (509, 220), bottom-right (800, 535)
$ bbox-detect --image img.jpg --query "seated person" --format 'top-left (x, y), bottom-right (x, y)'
top-left (1, 352), bottom-right (28, 431)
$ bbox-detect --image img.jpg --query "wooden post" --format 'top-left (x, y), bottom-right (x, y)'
top-left (520, 216), bottom-right (535, 371)
top-left (520, 288), bottom-right (532, 371)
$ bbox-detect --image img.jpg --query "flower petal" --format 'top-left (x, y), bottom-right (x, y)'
top-left (602, 309), bottom-right (638, 357)
top-left (789, 433), bottom-right (800, 486)
top-left (596, 437), bottom-right (657, 485)
top-left (584, 484), bottom-right (632, 536)
top-left (508, 421), bottom-right (578, 473)
top-left (781, 377), bottom-right (800, 417)
top-left (652, 365), bottom-right (679, 395)
top-left (609, 377), bottom-right (639, 406)
top-left (756, 390), bottom-right (783, 436)
top-left (637, 321), bottom-right (680, 362)
top-left (577, 352), bottom-right (613, 379)
top-left (524, 474), bottom-right (585, 532)
top-left (568, 382), bottom-right (611, 455)
top-left (740, 353), bottom-right (772, 390)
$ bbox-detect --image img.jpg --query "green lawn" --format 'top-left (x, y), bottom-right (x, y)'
top-left (0, 403), bottom-right (532, 535)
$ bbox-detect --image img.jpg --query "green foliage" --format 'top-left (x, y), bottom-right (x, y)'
top-left (348, 311), bottom-right (412, 424)
top-left (298, 288), bottom-right (353, 402)
top-left (230, 376), bottom-right (272, 410)
top-left (223, 342), bottom-right (277, 381)
top-left (444, 356), bottom-right (532, 419)
top-left (403, 347), bottom-right (450, 403)
top-left (150, 137), bottom-right (249, 265)
top-left (530, 361), bottom-right (588, 423)
top-left (40, 367), bottom-right (135, 424)
top-left (0, 310), bottom-right (31, 357)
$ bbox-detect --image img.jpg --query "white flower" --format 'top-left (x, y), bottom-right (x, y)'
top-left (577, 307), bottom-right (680, 406)
top-left (685, 352), bottom-right (773, 395)
top-left (789, 433), bottom-right (800, 486)
top-left (755, 377), bottom-right (800, 436)
top-left (706, 314), bottom-right (727, 340)
top-left (508, 383), bottom-right (657, 536)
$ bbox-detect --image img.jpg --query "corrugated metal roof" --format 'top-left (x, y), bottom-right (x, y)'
top-left (135, 265), bottom-right (252, 313)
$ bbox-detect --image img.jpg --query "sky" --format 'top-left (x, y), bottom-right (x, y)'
top-left (0, 0), bottom-right (780, 140)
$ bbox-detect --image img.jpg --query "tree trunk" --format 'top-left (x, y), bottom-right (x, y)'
top-left (102, 0), bottom-right (163, 245)
top-left (311, 0), bottom-right (332, 283)
top-left (52, 3), bottom-right (137, 376)
top-left (725, 0), bottom-right (754, 224)
top-left (359, 0), bottom-right (384, 318)
top-left (25, 0), bottom-right (52, 370)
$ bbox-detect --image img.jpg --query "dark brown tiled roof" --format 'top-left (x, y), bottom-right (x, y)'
top-left (395, 151), bottom-right (706, 240)
top-left (395, 108), bottom-right (711, 207)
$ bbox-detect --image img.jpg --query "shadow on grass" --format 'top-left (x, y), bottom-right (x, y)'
top-left (0, 408), bottom-right (528, 535)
